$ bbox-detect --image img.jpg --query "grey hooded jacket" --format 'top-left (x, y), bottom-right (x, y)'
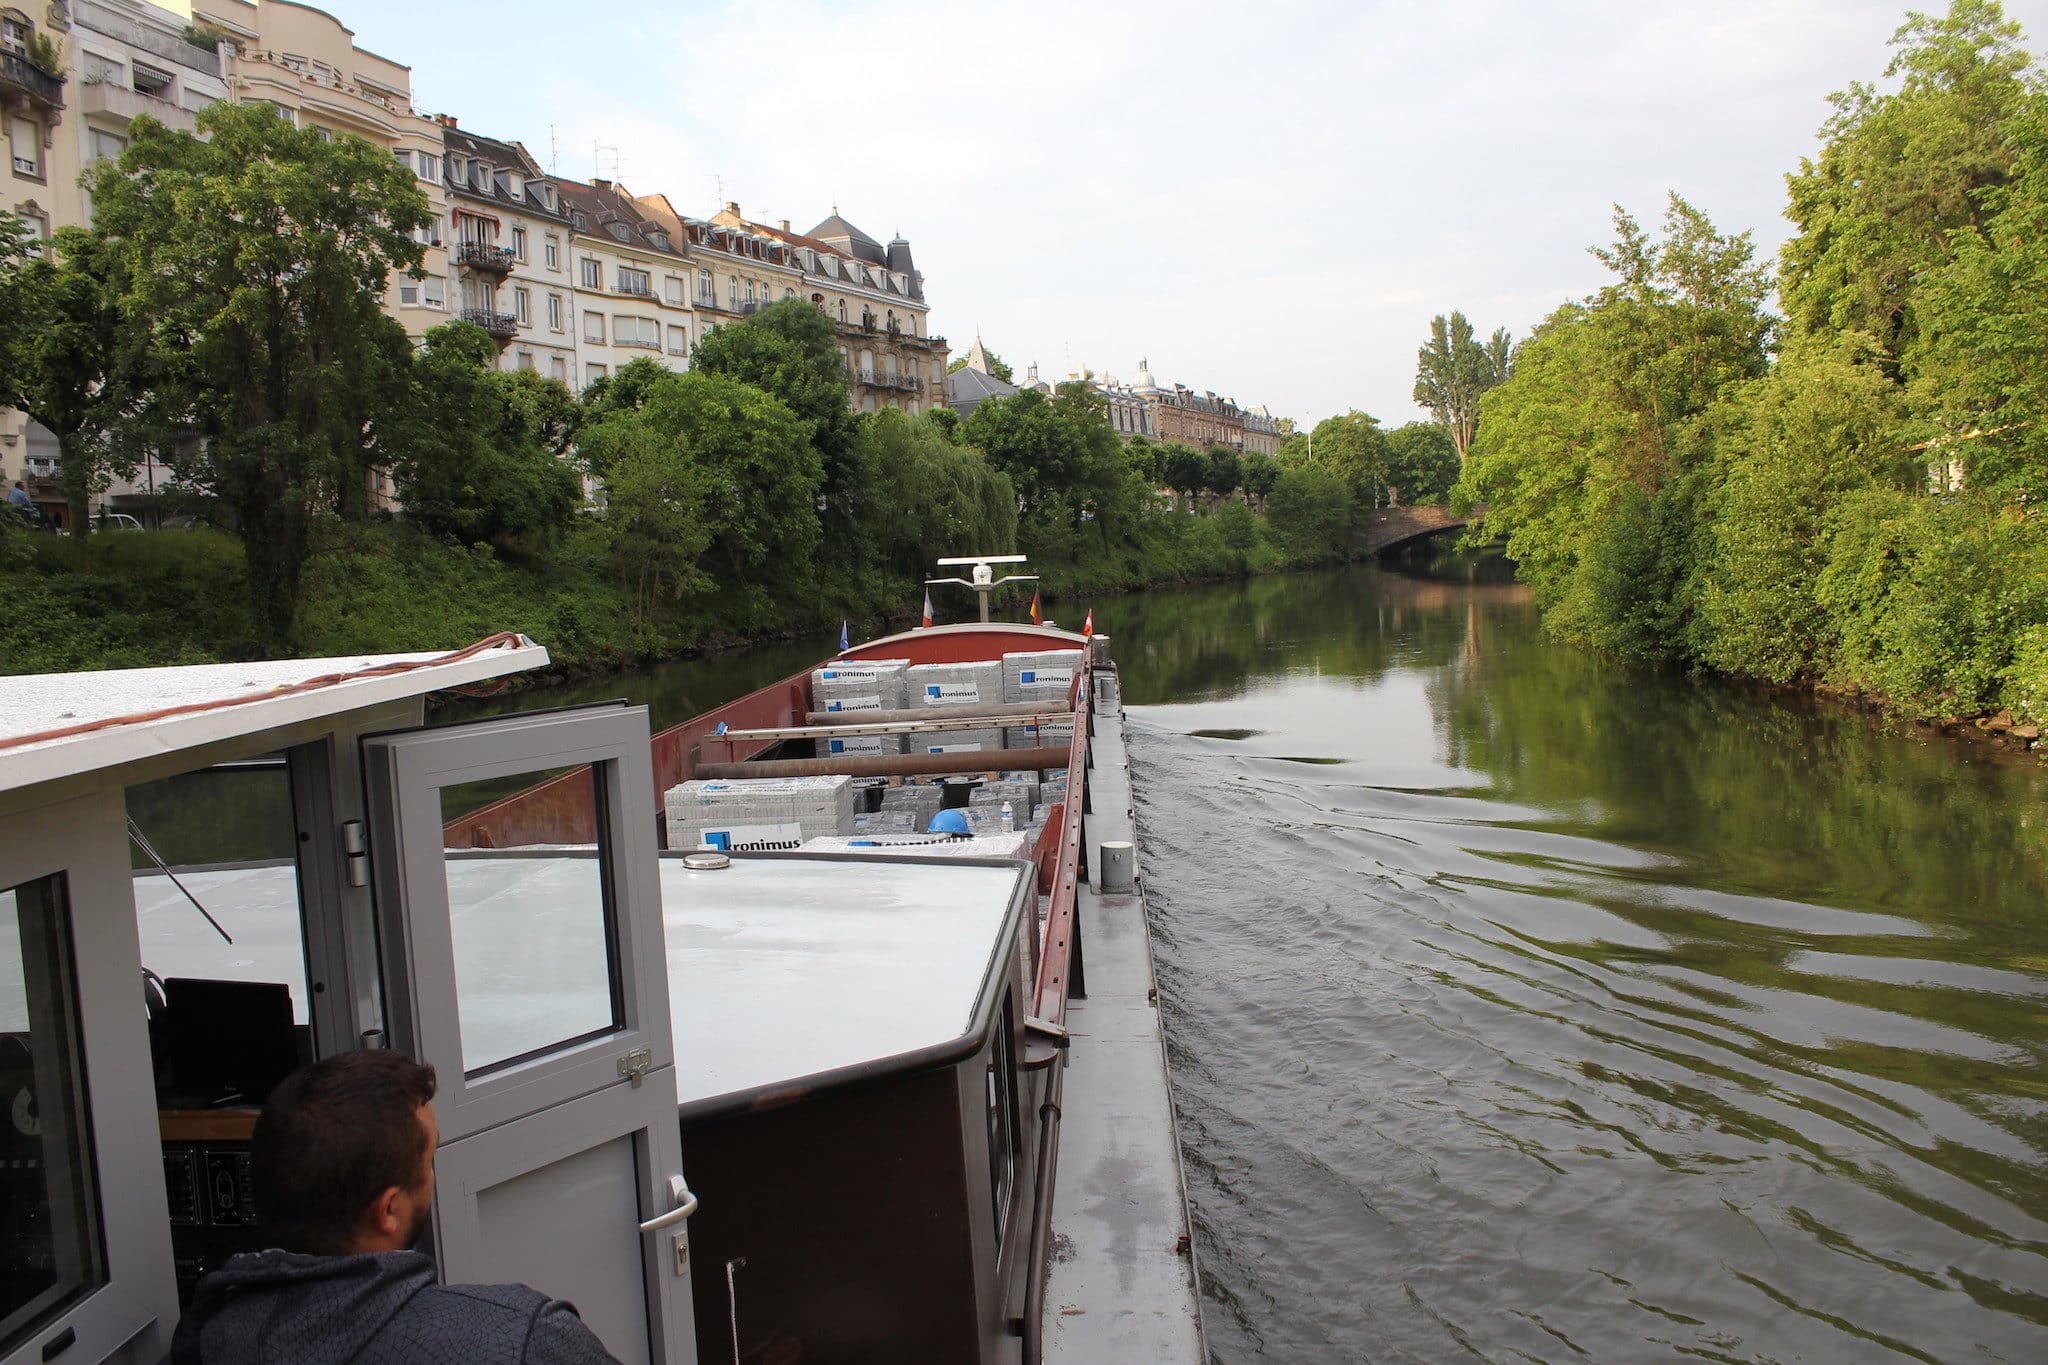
top-left (166, 1249), bottom-right (619, 1364)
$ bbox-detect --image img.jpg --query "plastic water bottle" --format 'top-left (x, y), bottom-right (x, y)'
top-left (1000, 801), bottom-right (1014, 832)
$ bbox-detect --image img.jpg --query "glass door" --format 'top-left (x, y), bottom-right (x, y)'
top-left (362, 705), bottom-right (695, 1365)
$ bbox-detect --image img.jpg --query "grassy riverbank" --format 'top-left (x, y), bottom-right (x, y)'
top-left (0, 506), bottom-right (1317, 676)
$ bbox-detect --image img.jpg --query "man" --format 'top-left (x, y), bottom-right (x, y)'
top-left (168, 1050), bottom-right (618, 1364)
top-left (6, 480), bottom-right (28, 510)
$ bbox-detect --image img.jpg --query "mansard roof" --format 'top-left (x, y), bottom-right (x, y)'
top-left (547, 177), bottom-right (688, 258)
top-left (808, 212), bottom-right (888, 265)
top-left (947, 363), bottom-right (1018, 418)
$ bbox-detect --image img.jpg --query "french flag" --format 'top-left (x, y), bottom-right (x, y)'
top-left (921, 591), bottom-right (934, 629)
top-left (1082, 608), bottom-right (1094, 638)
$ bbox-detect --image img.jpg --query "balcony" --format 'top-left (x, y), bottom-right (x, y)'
top-left (81, 80), bottom-right (193, 132)
top-left (455, 241), bottom-right (517, 275)
top-left (0, 51), bottom-right (64, 109)
top-left (616, 279), bottom-right (654, 297)
top-left (459, 307), bottom-right (518, 340)
top-left (856, 370), bottom-right (920, 394)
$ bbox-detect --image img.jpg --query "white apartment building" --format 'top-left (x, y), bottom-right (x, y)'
top-left (434, 118), bottom-right (577, 383)
top-left (551, 176), bottom-right (695, 393)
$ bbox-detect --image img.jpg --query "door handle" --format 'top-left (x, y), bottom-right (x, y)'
top-left (639, 1174), bottom-right (699, 1233)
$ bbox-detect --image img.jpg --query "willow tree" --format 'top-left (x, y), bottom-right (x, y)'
top-left (83, 103), bottom-right (431, 642)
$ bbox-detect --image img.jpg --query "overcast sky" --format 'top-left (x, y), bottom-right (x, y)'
top-left (333, 0), bottom-right (2048, 428)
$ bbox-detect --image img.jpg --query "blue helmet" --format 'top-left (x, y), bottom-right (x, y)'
top-left (928, 808), bottom-right (971, 836)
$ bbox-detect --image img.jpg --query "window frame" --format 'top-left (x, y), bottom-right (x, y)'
top-left (0, 789), bottom-right (184, 1362)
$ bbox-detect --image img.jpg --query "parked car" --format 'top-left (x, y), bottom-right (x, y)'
top-left (98, 512), bottom-right (145, 531)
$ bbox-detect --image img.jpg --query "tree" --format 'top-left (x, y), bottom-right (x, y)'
top-left (960, 388), bottom-right (1090, 522)
top-left (860, 409), bottom-right (1017, 579)
top-left (1413, 312), bottom-right (1512, 464)
top-left (578, 367), bottom-right (822, 604)
top-left (81, 103), bottom-right (432, 642)
top-left (1384, 423), bottom-right (1459, 506)
top-left (1456, 195), bottom-right (1772, 658)
top-left (1780, 0), bottom-right (2034, 373)
top-left (1160, 444), bottom-right (1208, 511)
top-left (1239, 452), bottom-right (1280, 511)
top-left (1202, 447), bottom-right (1242, 507)
top-left (0, 228), bottom-right (140, 535)
top-left (391, 322), bottom-right (582, 558)
top-left (1266, 464), bottom-right (1353, 561)
top-left (690, 298), bottom-right (864, 560)
top-left (1307, 410), bottom-right (1391, 507)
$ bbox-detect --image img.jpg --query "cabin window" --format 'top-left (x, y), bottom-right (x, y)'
top-left (985, 996), bottom-right (1019, 1235)
top-left (0, 872), bottom-right (108, 1352)
top-left (436, 769), bottom-right (621, 1075)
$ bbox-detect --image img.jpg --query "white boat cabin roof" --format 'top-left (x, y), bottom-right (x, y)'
top-left (0, 638), bottom-right (552, 797)
top-left (114, 852), bottom-right (1025, 1108)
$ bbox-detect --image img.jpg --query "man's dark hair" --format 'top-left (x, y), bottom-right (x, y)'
top-left (252, 1049), bottom-right (437, 1255)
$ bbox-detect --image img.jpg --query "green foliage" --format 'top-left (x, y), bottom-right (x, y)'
top-left (1458, 195), bottom-right (1771, 657)
top-left (1413, 311), bottom-right (1512, 462)
top-left (1266, 463), bottom-right (1354, 561)
top-left (392, 324), bottom-right (582, 558)
top-left (81, 101), bottom-right (431, 643)
top-left (1384, 423), bottom-right (1459, 505)
top-left (1307, 410), bottom-right (1392, 507)
top-left (948, 347), bottom-right (1015, 384)
top-left (859, 409), bottom-right (1017, 582)
top-left (689, 299), bottom-right (864, 559)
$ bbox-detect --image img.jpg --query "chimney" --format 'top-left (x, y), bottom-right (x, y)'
top-left (592, 178), bottom-right (612, 191)
top-left (778, 219), bottom-right (790, 232)
top-left (725, 201), bottom-right (741, 217)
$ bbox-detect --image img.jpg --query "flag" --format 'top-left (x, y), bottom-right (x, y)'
top-left (1082, 608), bottom-right (1094, 638)
top-left (921, 590), bottom-right (934, 628)
top-left (1029, 590), bottom-right (1042, 627)
top-left (839, 620), bottom-right (850, 652)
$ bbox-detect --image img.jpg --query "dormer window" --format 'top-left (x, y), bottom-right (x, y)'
top-left (605, 222), bottom-right (629, 242)
top-left (648, 230), bottom-right (670, 251)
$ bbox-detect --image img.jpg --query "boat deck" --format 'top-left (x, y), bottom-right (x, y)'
top-left (1043, 670), bottom-right (1208, 1361)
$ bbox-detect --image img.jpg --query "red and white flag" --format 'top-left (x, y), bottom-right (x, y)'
top-left (921, 590), bottom-right (934, 629)
top-left (1029, 589), bottom-right (1042, 627)
top-left (1082, 608), bottom-right (1094, 638)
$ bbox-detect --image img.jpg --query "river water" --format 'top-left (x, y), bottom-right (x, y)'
top-left (440, 553), bottom-right (2048, 1362)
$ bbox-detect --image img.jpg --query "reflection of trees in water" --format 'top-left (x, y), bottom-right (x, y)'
top-left (1112, 558), bottom-right (1531, 706)
top-left (1425, 621), bottom-right (2048, 1198)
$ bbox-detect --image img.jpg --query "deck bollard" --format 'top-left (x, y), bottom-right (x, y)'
top-left (1099, 840), bottom-right (1136, 894)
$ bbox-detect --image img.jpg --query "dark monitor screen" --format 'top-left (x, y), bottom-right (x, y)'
top-left (164, 978), bottom-right (297, 1105)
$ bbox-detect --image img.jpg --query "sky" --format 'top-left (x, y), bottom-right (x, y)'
top-left (324, 0), bottom-right (2048, 428)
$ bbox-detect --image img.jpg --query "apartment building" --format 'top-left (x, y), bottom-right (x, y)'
top-left (192, 0), bottom-right (449, 343)
top-left (2, 0), bottom-right (229, 525)
top-left (701, 203), bottom-right (948, 416)
top-left (435, 119), bottom-right (578, 383)
top-left (545, 176), bottom-right (695, 393)
top-left (1098, 359), bottom-right (1284, 455)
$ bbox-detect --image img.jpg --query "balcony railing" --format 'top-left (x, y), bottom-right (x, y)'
top-left (0, 51), bottom-right (64, 107)
top-left (855, 370), bottom-right (920, 393)
top-left (459, 307), bottom-right (518, 339)
top-left (616, 279), bottom-right (654, 297)
top-left (455, 241), bottom-right (517, 274)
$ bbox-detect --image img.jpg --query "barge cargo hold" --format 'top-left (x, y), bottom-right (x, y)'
top-left (0, 611), bottom-right (1202, 1362)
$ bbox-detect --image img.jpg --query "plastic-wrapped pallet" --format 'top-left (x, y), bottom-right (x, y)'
top-left (849, 809), bottom-right (921, 835)
top-left (664, 775), bottom-right (854, 852)
top-left (813, 730), bottom-right (907, 759)
top-left (810, 659), bottom-right (910, 715)
top-left (802, 832), bottom-right (1033, 860)
top-left (1004, 717), bottom-right (1077, 753)
top-left (879, 784), bottom-right (944, 821)
top-left (969, 781), bottom-right (1038, 819)
top-left (906, 660), bottom-right (1003, 709)
top-left (1001, 649), bottom-right (1085, 705)
top-left (915, 727), bottom-right (1005, 756)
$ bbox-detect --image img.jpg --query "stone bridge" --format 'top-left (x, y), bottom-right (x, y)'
top-left (1361, 504), bottom-right (1481, 555)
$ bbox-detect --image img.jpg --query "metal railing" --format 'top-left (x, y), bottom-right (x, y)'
top-left (454, 241), bottom-right (516, 272)
top-left (0, 51), bottom-right (64, 106)
top-left (616, 279), bottom-right (654, 297)
top-left (459, 307), bottom-right (518, 338)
